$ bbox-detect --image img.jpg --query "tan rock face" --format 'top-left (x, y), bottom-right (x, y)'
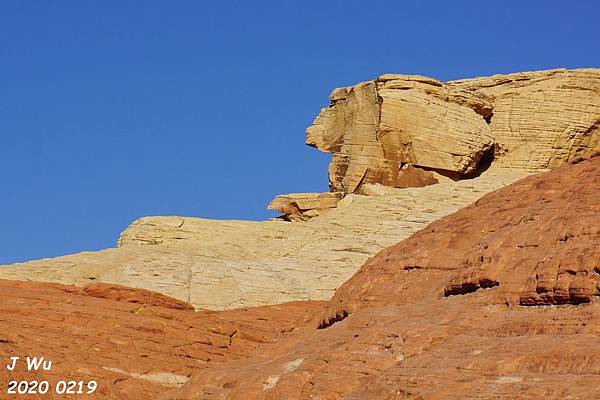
top-left (267, 192), bottom-right (343, 221)
top-left (394, 164), bottom-right (452, 188)
top-left (0, 170), bottom-right (529, 310)
top-left (450, 69), bottom-right (600, 169)
top-left (307, 75), bottom-right (495, 193)
top-left (2, 68), bottom-right (599, 312)
top-left (308, 68), bottom-right (600, 193)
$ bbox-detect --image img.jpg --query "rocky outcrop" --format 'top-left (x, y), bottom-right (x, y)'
top-left (449, 69), bottom-right (600, 170)
top-left (1, 68), bottom-right (599, 311)
top-left (0, 279), bottom-right (322, 399)
top-left (3, 65), bottom-right (600, 399)
top-left (308, 68), bottom-right (600, 193)
top-left (321, 153), bottom-right (600, 323)
top-left (267, 192), bottom-right (343, 221)
top-left (0, 169), bottom-right (529, 309)
top-left (3, 157), bottom-right (598, 400)
top-left (81, 282), bottom-right (195, 311)
top-left (306, 75), bottom-right (495, 193)
top-left (163, 154), bottom-right (600, 400)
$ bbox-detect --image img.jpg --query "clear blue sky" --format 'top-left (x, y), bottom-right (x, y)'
top-left (1, 1), bottom-right (599, 264)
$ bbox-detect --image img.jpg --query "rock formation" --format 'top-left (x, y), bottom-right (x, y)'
top-left (307, 69), bottom-right (600, 193)
top-left (1, 68), bottom-right (599, 311)
top-left (267, 192), bottom-right (343, 221)
top-left (0, 169), bottom-right (529, 309)
top-left (4, 155), bottom-right (598, 399)
top-left (2, 68), bottom-right (600, 399)
top-left (0, 279), bottom-right (322, 399)
top-left (163, 154), bottom-right (600, 399)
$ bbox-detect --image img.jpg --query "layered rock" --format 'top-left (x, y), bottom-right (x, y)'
top-left (3, 68), bottom-right (600, 399)
top-left (308, 68), bottom-right (600, 193)
top-left (2, 68), bottom-right (599, 311)
top-left (164, 155), bottom-right (600, 400)
top-left (321, 153), bottom-right (600, 324)
top-left (306, 75), bottom-right (495, 193)
top-left (267, 192), bottom-right (343, 221)
top-left (0, 169), bottom-right (528, 309)
top-left (3, 157), bottom-right (599, 400)
top-left (449, 69), bottom-right (600, 169)
top-left (0, 279), bottom-right (322, 399)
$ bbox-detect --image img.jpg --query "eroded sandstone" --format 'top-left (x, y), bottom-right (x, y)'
top-left (267, 192), bottom-right (343, 221)
top-left (162, 155), bottom-right (600, 400)
top-left (0, 169), bottom-right (529, 309)
top-left (0, 279), bottom-right (322, 399)
top-left (308, 68), bottom-right (600, 193)
top-left (1, 68), bottom-right (599, 312)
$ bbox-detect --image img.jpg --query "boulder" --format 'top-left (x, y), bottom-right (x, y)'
top-left (267, 192), bottom-right (343, 221)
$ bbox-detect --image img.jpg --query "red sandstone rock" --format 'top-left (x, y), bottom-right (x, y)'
top-left (163, 155), bottom-right (600, 399)
top-left (81, 282), bottom-right (195, 311)
top-left (0, 280), bottom-right (322, 399)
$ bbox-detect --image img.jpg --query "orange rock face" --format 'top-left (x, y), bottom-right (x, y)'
top-left (0, 280), bottom-right (322, 399)
top-left (163, 155), bottom-right (600, 399)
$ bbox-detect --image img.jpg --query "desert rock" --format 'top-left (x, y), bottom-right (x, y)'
top-left (1, 69), bottom-right (599, 311)
top-left (306, 75), bottom-right (495, 193)
top-left (267, 192), bottom-right (343, 221)
top-left (0, 279), bottom-right (322, 399)
top-left (308, 68), bottom-right (600, 193)
top-left (164, 154), bottom-right (600, 400)
top-left (0, 169), bottom-right (529, 309)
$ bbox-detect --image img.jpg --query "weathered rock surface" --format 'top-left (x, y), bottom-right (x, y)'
top-left (449, 69), bottom-right (600, 170)
top-left (267, 192), bottom-right (343, 221)
top-left (306, 75), bottom-right (495, 193)
top-left (308, 68), bottom-right (600, 193)
top-left (0, 169), bottom-right (529, 310)
top-left (163, 154), bottom-right (600, 399)
top-left (2, 143), bottom-right (599, 399)
top-left (0, 279), bottom-right (322, 399)
top-left (2, 68), bottom-right (599, 312)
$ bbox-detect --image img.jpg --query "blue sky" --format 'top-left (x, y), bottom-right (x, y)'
top-left (1, 1), bottom-right (599, 263)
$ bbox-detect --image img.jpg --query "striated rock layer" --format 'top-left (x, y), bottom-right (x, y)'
top-left (308, 68), bottom-right (600, 194)
top-left (0, 169), bottom-right (529, 309)
top-left (163, 154), bottom-right (600, 399)
top-left (267, 192), bottom-right (343, 221)
top-left (0, 279), bottom-right (322, 399)
top-left (1, 68), bottom-right (599, 311)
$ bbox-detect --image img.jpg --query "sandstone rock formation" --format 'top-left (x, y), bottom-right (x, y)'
top-left (0, 169), bottom-right (529, 310)
top-left (2, 64), bottom-right (600, 398)
top-left (267, 192), bottom-right (343, 221)
top-left (1, 68), bottom-right (599, 312)
top-left (0, 279), bottom-right (322, 399)
top-left (451, 70), bottom-right (600, 169)
top-left (4, 157), bottom-right (599, 399)
top-left (162, 154), bottom-right (600, 399)
top-left (307, 68), bottom-right (600, 193)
